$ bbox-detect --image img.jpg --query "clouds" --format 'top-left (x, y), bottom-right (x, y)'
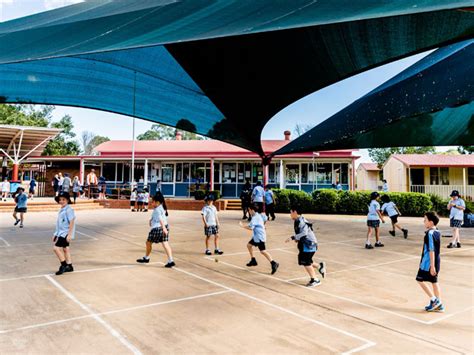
top-left (44, 0), bottom-right (84, 10)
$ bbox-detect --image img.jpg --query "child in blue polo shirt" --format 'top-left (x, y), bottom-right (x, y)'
top-left (240, 204), bottom-right (279, 274)
top-left (52, 192), bottom-right (76, 275)
top-left (416, 212), bottom-right (444, 312)
top-left (13, 187), bottom-right (28, 228)
top-left (381, 195), bottom-right (408, 238)
top-left (447, 190), bottom-right (465, 248)
top-left (201, 195), bottom-right (223, 255)
top-left (264, 185), bottom-right (276, 221)
top-left (366, 192), bottom-right (385, 249)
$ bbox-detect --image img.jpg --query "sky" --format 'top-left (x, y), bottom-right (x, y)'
top-left (1, 0), bottom-right (456, 163)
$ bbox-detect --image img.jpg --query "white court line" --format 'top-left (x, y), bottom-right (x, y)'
top-left (0, 290), bottom-right (230, 335)
top-left (426, 305), bottom-right (474, 325)
top-left (171, 264), bottom-right (376, 354)
top-left (0, 237), bottom-right (10, 247)
top-left (44, 275), bottom-right (143, 355)
top-left (76, 230), bottom-right (99, 240)
top-left (0, 238), bottom-right (96, 248)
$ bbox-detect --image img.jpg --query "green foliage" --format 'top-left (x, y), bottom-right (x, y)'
top-left (137, 123), bottom-right (205, 141)
top-left (43, 115), bottom-right (80, 156)
top-left (81, 131), bottom-right (110, 155)
top-left (194, 190), bottom-right (206, 200)
top-left (273, 189), bottom-right (313, 213)
top-left (272, 189), bottom-right (291, 212)
top-left (312, 189), bottom-right (339, 214)
top-left (336, 191), bottom-right (370, 214)
top-left (209, 190), bottom-right (221, 200)
top-left (458, 145), bottom-right (474, 154)
top-left (368, 146), bottom-right (436, 167)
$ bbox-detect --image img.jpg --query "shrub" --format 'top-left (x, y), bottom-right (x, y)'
top-left (336, 191), bottom-right (370, 214)
top-left (194, 190), bottom-right (206, 200)
top-left (385, 192), bottom-right (432, 216)
top-left (272, 189), bottom-right (291, 213)
top-left (312, 189), bottom-right (338, 214)
top-left (209, 190), bottom-right (221, 200)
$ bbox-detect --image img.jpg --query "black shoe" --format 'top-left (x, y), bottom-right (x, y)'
top-left (205, 250), bottom-right (212, 255)
top-left (246, 258), bottom-right (258, 267)
top-left (271, 261), bottom-right (279, 275)
top-left (14, 219), bottom-right (20, 226)
top-left (131, 209), bottom-right (136, 212)
top-left (457, 242), bottom-right (461, 248)
top-left (136, 257), bottom-right (150, 263)
top-left (55, 264), bottom-right (67, 275)
top-left (318, 262), bottom-right (326, 278)
top-left (65, 264), bottom-right (74, 273)
top-left (389, 230), bottom-right (395, 237)
top-left (447, 243), bottom-right (455, 249)
top-left (365, 244), bottom-right (374, 249)
top-left (403, 229), bottom-right (408, 239)
top-left (19, 224), bottom-right (23, 228)
top-left (214, 249), bottom-right (224, 255)
top-left (271, 217), bottom-right (276, 221)
top-left (144, 209), bottom-right (148, 212)
top-left (164, 261), bottom-right (175, 268)
top-left (242, 216), bottom-right (247, 220)
top-left (375, 242), bottom-right (384, 247)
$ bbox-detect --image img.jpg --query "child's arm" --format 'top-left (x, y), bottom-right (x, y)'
top-left (377, 210), bottom-right (385, 223)
top-left (429, 250), bottom-right (436, 276)
top-left (215, 213), bottom-right (220, 227)
top-left (66, 218), bottom-right (75, 242)
top-left (201, 214), bottom-right (208, 227)
top-left (447, 199), bottom-right (453, 210)
top-left (239, 221), bottom-right (252, 231)
top-left (395, 206), bottom-right (402, 216)
top-left (160, 218), bottom-right (168, 235)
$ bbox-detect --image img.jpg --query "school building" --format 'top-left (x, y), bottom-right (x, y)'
top-left (382, 154), bottom-right (474, 200)
top-left (26, 132), bottom-right (359, 198)
top-left (355, 163), bottom-right (382, 191)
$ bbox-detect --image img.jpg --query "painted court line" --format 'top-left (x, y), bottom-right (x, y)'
top-left (44, 275), bottom-right (143, 355)
top-left (0, 237), bottom-right (10, 247)
top-left (76, 230), bottom-right (99, 240)
top-left (171, 264), bottom-right (376, 354)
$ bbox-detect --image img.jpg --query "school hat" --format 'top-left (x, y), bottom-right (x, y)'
top-left (205, 194), bottom-right (215, 201)
top-left (55, 192), bottom-right (72, 204)
top-left (370, 191), bottom-right (380, 199)
top-left (450, 190), bottom-right (460, 197)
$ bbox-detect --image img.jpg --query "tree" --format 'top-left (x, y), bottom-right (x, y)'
top-left (43, 115), bottom-right (81, 156)
top-left (458, 146), bottom-right (474, 154)
top-left (81, 131), bottom-right (110, 155)
top-left (293, 123), bottom-right (312, 137)
top-left (369, 147), bottom-right (436, 168)
top-left (137, 123), bottom-right (205, 140)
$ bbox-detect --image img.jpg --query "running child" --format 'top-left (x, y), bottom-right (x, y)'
top-left (136, 192), bottom-right (175, 268)
top-left (447, 190), bottom-right (465, 248)
top-left (264, 185), bottom-right (276, 221)
top-left (366, 192), bottom-right (385, 249)
top-left (137, 189), bottom-right (145, 212)
top-left (201, 195), bottom-right (224, 255)
top-left (29, 175), bottom-right (37, 200)
top-left (52, 192), bottom-right (76, 275)
top-left (286, 205), bottom-right (326, 287)
top-left (416, 211), bottom-right (444, 312)
top-left (130, 188), bottom-right (137, 212)
top-left (381, 195), bottom-right (408, 238)
top-left (239, 203), bottom-right (279, 274)
top-left (12, 187), bottom-right (27, 228)
top-left (143, 188), bottom-right (150, 212)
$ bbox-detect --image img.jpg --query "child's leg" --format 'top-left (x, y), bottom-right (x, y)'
top-left (417, 281), bottom-right (434, 298)
top-left (63, 247), bottom-right (72, 264)
top-left (394, 223), bottom-right (403, 231)
top-left (432, 283), bottom-right (441, 300)
top-left (260, 250), bottom-right (273, 262)
top-left (213, 234), bottom-right (220, 250)
top-left (454, 227), bottom-right (460, 244)
top-left (19, 212), bottom-right (24, 224)
top-left (53, 246), bottom-right (66, 262)
top-left (205, 236), bottom-right (210, 250)
top-left (366, 227), bottom-right (372, 243)
top-left (145, 241), bottom-right (153, 257)
top-left (12, 211), bottom-right (17, 221)
top-left (247, 243), bottom-right (255, 258)
top-left (162, 241), bottom-right (173, 261)
top-left (304, 264), bottom-right (317, 279)
top-left (375, 226), bottom-right (380, 242)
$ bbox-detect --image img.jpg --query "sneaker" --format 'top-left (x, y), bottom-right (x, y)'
top-left (55, 264), bottom-right (67, 275)
top-left (271, 261), bottom-right (279, 275)
top-left (136, 257), bottom-right (150, 263)
top-left (164, 261), bottom-right (175, 268)
top-left (205, 250), bottom-right (212, 256)
top-left (65, 264), bottom-right (74, 273)
top-left (435, 304), bottom-right (445, 312)
top-left (365, 244), bottom-right (374, 249)
top-left (14, 219), bottom-right (20, 226)
top-left (425, 298), bottom-right (441, 312)
top-left (318, 262), bottom-right (326, 278)
top-left (131, 209), bottom-right (136, 212)
top-left (246, 258), bottom-right (258, 267)
top-left (306, 279), bottom-right (321, 287)
top-left (447, 243), bottom-right (455, 249)
top-left (375, 242), bottom-right (384, 247)
top-left (242, 216), bottom-right (248, 220)
top-left (456, 242), bottom-right (461, 248)
top-left (19, 224), bottom-right (23, 228)
top-left (389, 230), bottom-right (395, 237)
top-left (403, 229), bottom-right (408, 239)
top-left (214, 249), bottom-right (224, 255)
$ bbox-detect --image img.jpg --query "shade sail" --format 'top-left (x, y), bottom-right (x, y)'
top-left (274, 40), bottom-right (474, 156)
top-left (0, 1), bottom-right (473, 155)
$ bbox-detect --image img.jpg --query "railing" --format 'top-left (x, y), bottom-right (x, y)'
top-left (410, 185), bottom-right (474, 201)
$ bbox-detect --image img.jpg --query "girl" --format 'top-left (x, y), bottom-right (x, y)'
top-left (143, 188), bottom-right (150, 212)
top-left (130, 188), bottom-right (137, 212)
top-left (381, 195), bottom-right (408, 238)
top-left (72, 176), bottom-right (81, 204)
top-left (136, 192), bottom-right (175, 268)
top-left (366, 192), bottom-right (385, 249)
top-left (13, 187), bottom-right (27, 228)
top-left (137, 189), bottom-right (145, 212)
top-left (52, 192), bottom-right (75, 275)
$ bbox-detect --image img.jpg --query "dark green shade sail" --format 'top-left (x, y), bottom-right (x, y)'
top-left (274, 39), bottom-right (474, 156)
top-left (0, 1), bottom-right (473, 155)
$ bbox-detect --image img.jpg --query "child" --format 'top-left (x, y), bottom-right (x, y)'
top-left (12, 187), bottom-right (27, 228)
top-left (264, 185), bottom-right (276, 221)
top-left (416, 212), bottom-right (444, 312)
top-left (447, 190), bottom-right (465, 248)
top-left (239, 204), bottom-right (279, 274)
top-left (1, 177), bottom-right (10, 201)
top-left (366, 192), bottom-right (385, 249)
top-left (143, 188), bottom-right (150, 212)
top-left (130, 188), bottom-right (137, 212)
top-left (52, 192), bottom-right (76, 275)
top-left (381, 195), bottom-right (408, 238)
top-left (251, 181), bottom-right (265, 213)
top-left (201, 195), bottom-right (224, 255)
top-left (29, 175), bottom-right (37, 200)
top-left (136, 192), bottom-right (175, 268)
top-left (286, 205), bottom-right (326, 287)
top-left (137, 189), bottom-right (145, 212)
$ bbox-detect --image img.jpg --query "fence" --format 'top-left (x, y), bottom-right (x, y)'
top-left (410, 185), bottom-right (474, 201)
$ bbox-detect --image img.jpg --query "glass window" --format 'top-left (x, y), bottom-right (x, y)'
top-left (333, 163), bottom-right (348, 184)
top-left (123, 164), bottom-right (130, 182)
top-left (308, 162), bottom-right (316, 183)
top-left (222, 163), bottom-right (236, 183)
top-left (286, 164), bottom-right (300, 184)
top-left (191, 162), bottom-right (205, 183)
top-left (468, 167), bottom-right (474, 185)
top-left (23, 170), bottom-right (30, 180)
top-left (440, 167), bottom-right (449, 185)
top-left (317, 163), bottom-right (332, 184)
top-left (176, 163), bottom-right (183, 182)
top-left (214, 163), bottom-right (220, 183)
top-left (183, 163), bottom-right (190, 182)
top-left (205, 164), bottom-right (210, 182)
top-left (301, 164), bottom-right (308, 183)
top-left (102, 162), bottom-right (116, 181)
top-left (238, 163), bottom-right (245, 183)
top-left (253, 163), bottom-right (263, 183)
top-left (161, 164), bottom-right (174, 183)
top-left (116, 163), bottom-right (123, 182)
top-left (244, 163), bottom-right (252, 183)
top-left (268, 164), bottom-right (275, 184)
top-left (430, 167), bottom-right (439, 185)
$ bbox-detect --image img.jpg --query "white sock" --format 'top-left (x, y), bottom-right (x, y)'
top-left (168, 258), bottom-right (173, 263)
top-left (144, 255), bottom-right (150, 260)
top-left (431, 296), bottom-right (437, 302)
top-left (366, 241), bottom-right (371, 245)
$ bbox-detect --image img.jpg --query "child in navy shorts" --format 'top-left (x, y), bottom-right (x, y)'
top-left (52, 192), bottom-right (76, 275)
top-left (381, 195), bottom-right (408, 238)
top-left (366, 192), bottom-right (385, 249)
top-left (201, 195), bottom-right (223, 255)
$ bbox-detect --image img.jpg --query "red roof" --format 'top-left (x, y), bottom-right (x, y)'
top-left (391, 154), bottom-right (474, 167)
top-left (359, 163), bottom-right (380, 171)
top-left (94, 140), bottom-right (358, 159)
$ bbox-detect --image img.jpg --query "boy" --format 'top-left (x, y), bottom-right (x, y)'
top-left (366, 192), bottom-right (385, 249)
top-left (1, 177), bottom-right (10, 201)
top-left (137, 189), bottom-right (145, 212)
top-left (52, 192), bottom-right (76, 275)
top-left (13, 187), bottom-right (27, 228)
top-left (251, 181), bottom-right (265, 213)
top-left (136, 192), bottom-right (175, 268)
top-left (29, 175), bottom-right (37, 200)
top-left (381, 195), bottom-right (408, 238)
top-left (416, 212), bottom-right (444, 312)
top-left (240, 181), bottom-right (252, 221)
top-left (447, 190), bottom-right (465, 248)
top-left (286, 205), bottom-right (326, 287)
top-left (264, 185), bottom-right (276, 221)
top-left (239, 204), bottom-right (279, 274)
top-left (201, 195), bottom-right (224, 255)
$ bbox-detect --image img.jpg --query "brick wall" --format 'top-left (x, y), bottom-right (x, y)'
top-left (44, 162), bottom-right (101, 196)
top-left (97, 199), bottom-right (228, 211)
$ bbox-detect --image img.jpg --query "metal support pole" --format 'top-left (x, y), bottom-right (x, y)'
top-left (210, 158), bottom-right (215, 191)
top-left (131, 71), bottom-right (137, 188)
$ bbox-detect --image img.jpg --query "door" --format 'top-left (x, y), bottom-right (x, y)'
top-left (410, 168), bottom-right (425, 193)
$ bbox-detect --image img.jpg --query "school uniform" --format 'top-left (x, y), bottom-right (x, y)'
top-left (130, 191), bottom-right (137, 207)
top-left (367, 200), bottom-right (381, 228)
top-left (144, 192), bottom-right (150, 210)
top-left (264, 190), bottom-right (275, 220)
top-left (147, 205), bottom-right (169, 243)
top-left (252, 185), bottom-right (265, 212)
top-left (449, 198), bottom-right (465, 228)
top-left (29, 179), bottom-right (37, 194)
top-left (416, 228), bottom-right (440, 283)
top-left (15, 192), bottom-right (28, 213)
top-left (292, 216), bottom-right (318, 266)
top-left (137, 192), bottom-right (145, 208)
top-left (53, 205), bottom-right (76, 248)
top-left (381, 201), bottom-right (399, 223)
top-left (202, 204), bottom-right (219, 237)
top-left (248, 213), bottom-right (266, 250)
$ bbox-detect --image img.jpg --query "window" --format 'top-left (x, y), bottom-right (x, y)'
top-left (161, 164), bottom-right (174, 182)
top-left (183, 163), bottom-right (190, 182)
top-left (301, 164), bottom-right (308, 183)
top-left (317, 163), bottom-right (332, 184)
top-left (333, 163), bottom-right (349, 184)
top-left (308, 163), bottom-right (316, 183)
top-left (252, 163), bottom-right (263, 183)
top-left (268, 163), bottom-right (279, 184)
top-left (238, 163), bottom-right (245, 183)
top-left (222, 163), bottom-right (236, 183)
top-left (286, 164), bottom-right (299, 184)
top-left (214, 163), bottom-right (220, 183)
top-left (191, 163), bottom-right (206, 182)
top-left (244, 163), bottom-right (252, 182)
top-left (116, 163), bottom-right (123, 182)
top-left (176, 163), bottom-right (183, 182)
top-left (440, 167), bottom-right (449, 185)
top-left (468, 168), bottom-right (474, 185)
top-left (430, 167), bottom-right (449, 185)
top-left (102, 163), bottom-right (116, 181)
